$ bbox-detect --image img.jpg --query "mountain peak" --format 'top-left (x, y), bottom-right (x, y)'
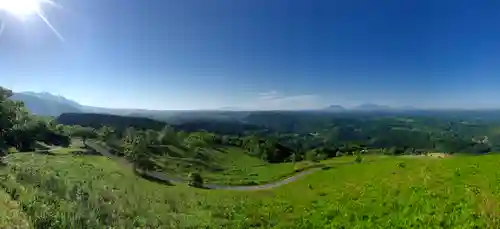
top-left (11, 91), bottom-right (83, 117)
top-left (353, 103), bottom-right (391, 110)
top-left (324, 105), bottom-right (346, 111)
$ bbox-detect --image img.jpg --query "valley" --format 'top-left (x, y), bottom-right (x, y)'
top-left (2, 0), bottom-right (499, 227)
top-left (3, 87), bottom-right (500, 228)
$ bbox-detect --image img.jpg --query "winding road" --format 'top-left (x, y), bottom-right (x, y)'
top-left (85, 141), bottom-right (330, 190)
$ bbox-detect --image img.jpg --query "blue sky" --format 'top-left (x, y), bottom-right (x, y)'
top-left (1, 0), bottom-right (500, 110)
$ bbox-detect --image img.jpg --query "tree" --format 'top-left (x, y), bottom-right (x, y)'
top-left (184, 132), bottom-right (208, 149)
top-left (0, 88), bottom-right (70, 153)
top-left (122, 132), bottom-right (154, 170)
top-left (0, 88), bottom-right (38, 153)
top-left (305, 150), bottom-right (318, 162)
top-left (144, 129), bottom-right (159, 145)
top-left (354, 153), bottom-right (363, 163)
top-left (97, 126), bottom-right (115, 143)
top-left (0, 88), bottom-right (17, 153)
top-left (157, 125), bottom-right (179, 146)
top-left (72, 126), bottom-right (97, 144)
top-left (188, 172), bottom-right (204, 188)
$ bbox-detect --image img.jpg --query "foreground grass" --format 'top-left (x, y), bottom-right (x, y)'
top-left (1, 152), bottom-right (500, 228)
top-left (0, 189), bottom-right (31, 228)
top-left (1, 153), bottom-right (234, 228)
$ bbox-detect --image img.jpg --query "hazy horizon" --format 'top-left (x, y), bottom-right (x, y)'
top-left (9, 90), bottom-right (500, 111)
top-left (2, 1), bottom-right (500, 110)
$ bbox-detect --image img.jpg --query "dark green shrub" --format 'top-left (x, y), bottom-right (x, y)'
top-left (188, 172), bottom-right (204, 188)
top-left (355, 154), bottom-right (362, 163)
top-left (305, 150), bottom-right (318, 162)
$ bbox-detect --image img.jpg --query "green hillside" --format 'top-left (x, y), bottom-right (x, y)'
top-left (146, 145), bottom-right (323, 185)
top-left (1, 152), bottom-right (500, 228)
top-left (7, 85), bottom-right (500, 228)
top-left (1, 152), bottom-right (325, 228)
top-left (0, 189), bottom-right (31, 228)
top-left (93, 140), bottom-right (320, 186)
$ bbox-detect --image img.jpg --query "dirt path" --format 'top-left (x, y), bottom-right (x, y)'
top-left (86, 141), bottom-right (327, 190)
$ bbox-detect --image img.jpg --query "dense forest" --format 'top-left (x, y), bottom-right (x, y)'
top-left (56, 109), bottom-right (498, 159)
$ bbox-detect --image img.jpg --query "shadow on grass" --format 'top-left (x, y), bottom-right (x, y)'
top-left (72, 149), bottom-right (101, 156)
top-left (32, 150), bottom-right (57, 156)
top-left (134, 170), bottom-right (175, 186)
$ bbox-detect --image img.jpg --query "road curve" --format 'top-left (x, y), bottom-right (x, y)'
top-left (85, 141), bottom-right (329, 190)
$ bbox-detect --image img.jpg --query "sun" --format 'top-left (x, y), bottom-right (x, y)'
top-left (0, 0), bottom-right (64, 41)
top-left (0, 0), bottom-right (42, 18)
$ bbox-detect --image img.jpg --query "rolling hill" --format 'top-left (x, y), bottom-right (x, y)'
top-left (57, 113), bottom-right (168, 131)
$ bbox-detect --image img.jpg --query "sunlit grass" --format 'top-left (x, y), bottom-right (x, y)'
top-left (153, 145), bottom-right (336, 185)
top-left (1, 152), bottom-right (500, 228)
top-left (0, 189), bottom-right (31, 228)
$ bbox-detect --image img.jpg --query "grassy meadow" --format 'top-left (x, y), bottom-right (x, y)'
top-left (0, 189), bottom-right (31, 228)
top-left (150, 145), bottom-right (330, 185)
top-left (1, 151), bottom-right (500, 228)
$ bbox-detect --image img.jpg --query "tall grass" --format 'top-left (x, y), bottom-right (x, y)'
top-left (1, 152), bottom-right (499, 228)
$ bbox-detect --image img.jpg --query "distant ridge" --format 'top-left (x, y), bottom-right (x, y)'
top-left (14, 91), bottom-right (500, 121)
top-left (324, 105), bottom-right (346, 112)
top-left (10, 92), bottom-right (83, 117)
top-left (57, 113), bottom-right (168, 131)
top-left (352, 103), bottom-right (392, 111)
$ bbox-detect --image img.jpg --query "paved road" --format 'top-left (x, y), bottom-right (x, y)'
top-left (86, 141), bottom-right (328, 190)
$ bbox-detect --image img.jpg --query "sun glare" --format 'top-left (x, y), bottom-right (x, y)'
top-left (0, 0), bottom-right (42, 18)
top-left (0, 0), bottom-right (64, 41)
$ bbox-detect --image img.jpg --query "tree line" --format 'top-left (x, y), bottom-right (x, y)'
top-left (2, 85), bottom-right (495, 170)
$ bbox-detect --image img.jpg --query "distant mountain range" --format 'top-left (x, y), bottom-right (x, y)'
top-left (10, 92), bottom-right (248, 122)
top-left (11, 91), bottom-right (485, 121)
top-left (352, 103), bottom-right (391, 111)
top-left (10, 91), bottom-right (175, 118)
top-left (323, 103), bottom-right (415, 112)
top-left (324, 105), bottom-right (346, 112)
top-left (11, 92), bottom-right (83, 117)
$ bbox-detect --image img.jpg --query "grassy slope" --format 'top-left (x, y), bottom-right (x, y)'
top-left (0, 152), bottom-right (359, 228)
top-left (35, 138), bottom-right (88, 155)
top-left (3, 152), bottom-right (500, 228)
top-left (0, 189), bottom-right (31, 228)
top-left (277, 155), bottom-right (499, 228)
top-left (151, 145), bottom-right (323, 185)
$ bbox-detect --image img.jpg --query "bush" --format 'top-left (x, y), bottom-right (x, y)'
top-left (354, 154), bottom-right (363, 163)
top-left (7, 147), bottom-right (18, 154)
top-left (305, 150), bottom-right (320, 162)
top-left (188, 172), bottom-right (204, 188)
top-left (316, 153), bottom-right (328, 161)
top-left (0, 149), bottom-right (7, 166)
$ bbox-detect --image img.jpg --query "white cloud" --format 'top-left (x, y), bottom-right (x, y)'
top-left (245, 91), bottom-right (324, 110)
top-left (258, 90), bottom-right (279, 100)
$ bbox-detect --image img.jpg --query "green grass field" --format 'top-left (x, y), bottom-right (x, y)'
top-left (0, 189), bottom-right (31, 228)
top-left (34, 139), bottom-right (88, 155)
top-left (150, 145), bottom-right (328, 185)
top-left (2, 152), bottom-right (500, 228)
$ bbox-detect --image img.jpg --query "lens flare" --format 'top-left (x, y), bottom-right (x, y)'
top-left (0, 21), bottom-right (4, 37)
top-left (0, 0), bottom-right (41, 17)
top-left (0, 0), bottom-right (64, 41)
